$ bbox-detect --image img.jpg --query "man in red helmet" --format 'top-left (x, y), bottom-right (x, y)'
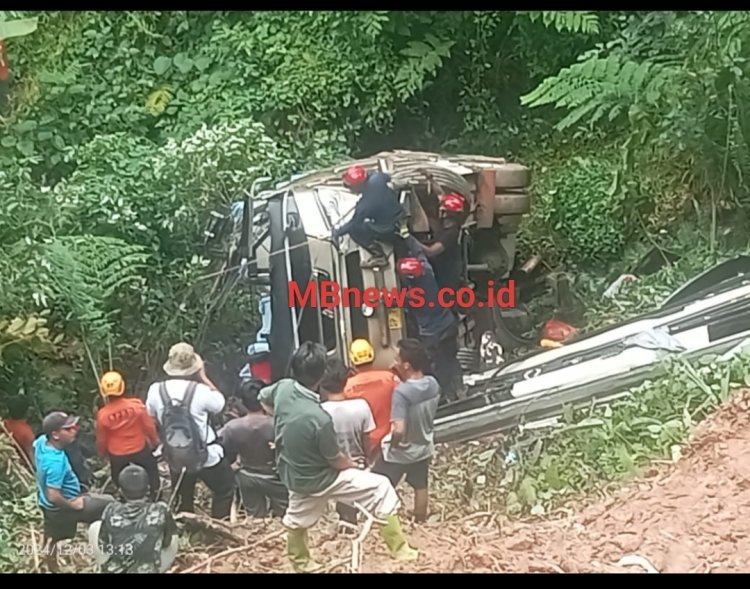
top-left (397, 254), bottom-right (464, 404)
top-left (417, 191), bottom-right (466, 293)
top-left (415, 171), bottom-right (467, 292)
top-left (333, 165), bottom-right (408, 268)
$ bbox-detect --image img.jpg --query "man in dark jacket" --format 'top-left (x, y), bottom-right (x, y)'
top-left (397, 255), bottom-right (465, 403)
top-left (333, 165), bottom-right (409, 268)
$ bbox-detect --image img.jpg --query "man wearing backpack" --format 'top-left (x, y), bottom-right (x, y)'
top-left (146, 342), bottom-right (235, 520)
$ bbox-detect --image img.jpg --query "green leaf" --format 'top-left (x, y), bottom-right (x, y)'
top-left (14, 120), bottom-right (37, 133)
top-left (173, 53), bottom-right (193, 74)
top-left (153, 56), bottom-right (172, 76)
top-left (518, 476), bottom-right (537, 507)
top-left (1, 135), bottom-right (16, 147)
top-left (194, 57), bottom-right (211, 72)
top-left (16, 140), bottom-right (34, 156)
top-left (0, 17), bottom-right (38, 39)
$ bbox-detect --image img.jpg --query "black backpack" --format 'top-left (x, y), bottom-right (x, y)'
top-left (157, 381), bottom-right (208, 473)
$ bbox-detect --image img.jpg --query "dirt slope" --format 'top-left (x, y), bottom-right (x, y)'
top-left (175, 389), bottom-right (750, 573)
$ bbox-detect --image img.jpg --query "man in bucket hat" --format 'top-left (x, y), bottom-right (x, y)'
top-left (34, 411), bottom-right (115, 571)
top-left (146, 342), bottom-right (235, 519)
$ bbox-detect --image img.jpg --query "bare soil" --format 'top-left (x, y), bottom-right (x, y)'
top-left (172, 389), bottom-right (750, 573)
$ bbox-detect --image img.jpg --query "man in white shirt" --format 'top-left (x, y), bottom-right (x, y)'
top-left (146, 342), bottom-right (235, 520)
top-left (319, 358), bottom-right (375, 526)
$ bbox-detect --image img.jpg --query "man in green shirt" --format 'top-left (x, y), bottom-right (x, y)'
top-left (259, 342), bottom-right (419, 572)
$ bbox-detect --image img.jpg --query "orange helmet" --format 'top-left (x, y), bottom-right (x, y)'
top-left (343, 165), bottom-right (367, 187)
top-left (99, 371), bottom-right (125, 397)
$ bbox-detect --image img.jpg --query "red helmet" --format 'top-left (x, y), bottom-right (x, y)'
top-left (343, 165), bottom-right (367, 187)
top-left (397, 257), bottom-right (425, 278)
top-left (440, 192), bottom-right (465, 213)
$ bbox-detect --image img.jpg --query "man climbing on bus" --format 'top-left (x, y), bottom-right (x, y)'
top-left (397, 255), bottom-right (465, 403)
top-left (333, 164), bottom-right (409, 268)
top-left (417, 187), bottom-right (467, 294)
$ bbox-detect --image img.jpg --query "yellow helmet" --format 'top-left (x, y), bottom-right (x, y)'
top-left (99, 371), bottom-right (125, 397)
top-left (349, 339), bottom-right (375, 366)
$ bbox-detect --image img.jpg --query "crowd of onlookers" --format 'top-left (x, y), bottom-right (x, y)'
top-left (1, 335), bottom-right (440, 573)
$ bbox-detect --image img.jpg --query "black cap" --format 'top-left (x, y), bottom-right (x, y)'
top-left (42, 411), bottom-right (80, 436)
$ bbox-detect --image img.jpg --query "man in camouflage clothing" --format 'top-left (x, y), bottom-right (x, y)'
top-left (88, 464), bottom-right (178, 573)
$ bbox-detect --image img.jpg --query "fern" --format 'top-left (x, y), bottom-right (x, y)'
top-left (521, 11), bottom-right (600, 35)
top-left (520, 54), bottom-right (680, 131)
top-left (395, 34), bottom-right (455, 100)
top-left (41, 236), bottom-right (148, 344)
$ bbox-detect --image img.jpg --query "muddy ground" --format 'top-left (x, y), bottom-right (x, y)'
top-left (170, 388), bottom-right (750, 573)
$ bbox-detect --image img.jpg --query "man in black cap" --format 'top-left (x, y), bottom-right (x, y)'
top-left (33, 411), bottom-right (115, 571)
top-left (88, 464), bottom-right (179, 573)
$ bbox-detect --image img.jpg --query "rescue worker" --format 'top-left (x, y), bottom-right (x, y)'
top-left (417, 192), bottom-right (466, 294)
top-left (96, 370), bottom-right (161, 501)
top-left (343, 338), bottom-right (399, 465)
top-left (333, 164), bottom-right (409, 268)
top-left (320, 357), bottom-right (376, 526)
top-left (374, 338), bottom-right (439, 523)
top-left (258, 342), bottom-right (418, 572)
top-left (220, 378), bottom-right (288, 518)
top-left (88, 464), bottom-right (179, 573)
top-left (34, 411), bottom-right (115, 571)
top-left (397, 255), bottom-right (465, 403)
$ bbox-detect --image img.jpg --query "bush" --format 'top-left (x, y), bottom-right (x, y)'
top-left (520, 149), bottom-right (627, 267)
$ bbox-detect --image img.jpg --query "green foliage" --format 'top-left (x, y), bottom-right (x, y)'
top-left (41, 236), bottom-right (149, 345)
top-left (520, 54), bottom-right (677, 132)
top-left (520, 148), bottom-right (627, 266)
top-left (521, 11), bottom-right (750, 251)
top-left (522, 11), bottom-right (601, 35)
top-left (0, 437), bottom-right (38, 573)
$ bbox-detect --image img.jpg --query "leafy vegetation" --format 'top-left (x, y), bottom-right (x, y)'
top-left (0, 435), bottom-right (38, 572)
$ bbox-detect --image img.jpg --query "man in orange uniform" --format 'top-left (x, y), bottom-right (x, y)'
top-left (95, 371), bottom-right (161, 500)
top-left (343, 339), bottom-right (399, 465)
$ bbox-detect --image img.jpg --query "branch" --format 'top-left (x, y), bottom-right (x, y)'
top-left (178, 528), bottom-right (285, 573)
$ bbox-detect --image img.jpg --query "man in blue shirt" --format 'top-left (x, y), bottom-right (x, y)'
top-left (34, 411), bottom-right (114, 571)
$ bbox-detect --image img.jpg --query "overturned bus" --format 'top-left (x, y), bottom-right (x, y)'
top-left (205, 149), bottom-right (536, 376)
top-left (204, 151), bottom-right (750, 444)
